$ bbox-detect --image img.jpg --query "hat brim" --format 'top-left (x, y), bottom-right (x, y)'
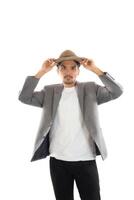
top-left (55, 56), bottom-right (83, 64)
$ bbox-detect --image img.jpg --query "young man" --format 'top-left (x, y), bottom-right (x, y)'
top-left (18, 50), bottom-right (123, 200)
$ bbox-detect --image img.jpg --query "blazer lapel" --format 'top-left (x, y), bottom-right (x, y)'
top-left (52, 81), bottom-right (84, 120)
top-left (52, 84), bottom-right (64, 120)
top-left (75, 81), bottom-right (84, 115)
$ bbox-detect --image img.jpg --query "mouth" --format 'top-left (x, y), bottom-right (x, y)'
top-left (65, 76), bottom-right (72, 79)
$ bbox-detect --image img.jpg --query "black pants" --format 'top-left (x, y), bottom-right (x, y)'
top-left (49, 156), bottom-right (101, 200)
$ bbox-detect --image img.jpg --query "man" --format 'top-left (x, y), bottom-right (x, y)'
top-left (18, 50), bottom-right (123, 200)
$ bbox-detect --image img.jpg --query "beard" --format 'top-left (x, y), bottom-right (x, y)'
top-left (63, 76), bottom-right (75, 85)
top-left (64, 76), bottom-right (72, 81)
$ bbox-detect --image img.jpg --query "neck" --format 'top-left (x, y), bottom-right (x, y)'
top-left (63, 81), bottom-right (77, 88)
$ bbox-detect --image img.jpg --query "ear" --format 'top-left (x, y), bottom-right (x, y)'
top-left (77, 68), bottom-right (80, 75)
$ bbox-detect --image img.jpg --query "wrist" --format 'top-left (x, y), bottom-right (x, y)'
top-left (35, 70), bottom-right (46, 79)
top-left (95, 70), bottom-right (104, 76)
top-left (91, 67), bottom-right (104, 76)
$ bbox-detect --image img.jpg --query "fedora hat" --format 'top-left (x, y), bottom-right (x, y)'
top-left (55, 50), bottom-right (83, 64)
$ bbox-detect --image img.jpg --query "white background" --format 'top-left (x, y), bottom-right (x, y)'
top-left (0, 0), bottom-right (133, 199)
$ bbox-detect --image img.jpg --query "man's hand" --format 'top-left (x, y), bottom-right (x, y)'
top-left (41, 58), bottom-right (56, 73)
top-left (80, 58), bottom-right (104, 76)
top-left (35, 58), bottom-right (56, 78)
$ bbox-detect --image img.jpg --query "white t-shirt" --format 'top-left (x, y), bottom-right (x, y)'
top-left (49, 86), bottom-right (96, 161)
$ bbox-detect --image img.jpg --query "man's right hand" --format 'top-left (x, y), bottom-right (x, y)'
top-left (41, 58), bottom-right (56, 73)
top-left (35, 58), bottom-right (56, 78)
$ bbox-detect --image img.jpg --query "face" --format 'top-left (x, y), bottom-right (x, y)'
top-left (57, 60), bottom-right (80, 87)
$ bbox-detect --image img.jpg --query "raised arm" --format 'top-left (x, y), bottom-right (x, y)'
top-left (80, 58), bottom-right (123, 105)
top-left (18, 58), bottom-right (56, 107)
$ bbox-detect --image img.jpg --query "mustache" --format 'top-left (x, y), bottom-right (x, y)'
top-left (64, 75), bottom-right (73, 78)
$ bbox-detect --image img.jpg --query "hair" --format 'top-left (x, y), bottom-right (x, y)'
top-left (57, 60), bottom-right (80, 68)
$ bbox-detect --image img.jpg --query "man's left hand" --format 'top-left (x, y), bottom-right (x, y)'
top-left (80, 58), bottom-right (104, 76)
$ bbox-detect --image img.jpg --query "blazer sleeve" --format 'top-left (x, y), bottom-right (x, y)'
top-left (95, 72), bottom-right (124, 105)
top-left (18, 76), bottom-right (46, 108)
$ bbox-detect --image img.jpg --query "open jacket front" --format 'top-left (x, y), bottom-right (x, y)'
top-left (18, 72), bottom-right (123, 162)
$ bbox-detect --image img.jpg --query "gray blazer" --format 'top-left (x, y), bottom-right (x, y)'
top-left (18, 72), bottom-right (123, 162)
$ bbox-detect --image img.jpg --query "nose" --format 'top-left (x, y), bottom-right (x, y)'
top-left (66, 69), bottom-right (71, 73)
top-left (64, 70), bottom-right (71, 75)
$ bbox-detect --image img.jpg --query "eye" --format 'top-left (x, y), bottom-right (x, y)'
top-left (72, 66), bottom-right (76, 70)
